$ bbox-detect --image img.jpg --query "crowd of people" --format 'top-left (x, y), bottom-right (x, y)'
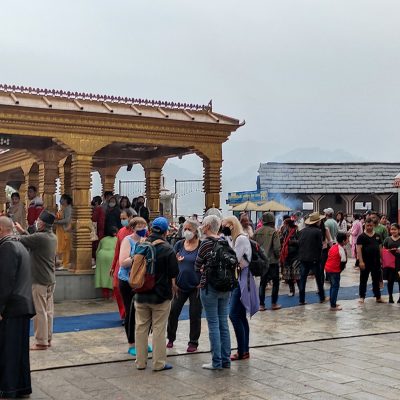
top-left (1, 188), bottom-right (400, 396)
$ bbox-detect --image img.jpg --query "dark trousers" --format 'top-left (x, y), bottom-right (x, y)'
top-left (229, 286), bottom-right (249, 356)
top-left (119, 279), bottom-right (135, 344)
top-left (259, 263), bottom-right (280, 306)
top-left (299, 261), bottom-right (325, 304)
top-left (167, 288), bottom-right (202, 346)
top-left (386, 268), bottom-right (400, 299)
top-left (359, 265), bottom-right (381, 299)
top-left (0, 316), bottom-right (32, 399)
top-left (328, 272), bottom-right (341, 308)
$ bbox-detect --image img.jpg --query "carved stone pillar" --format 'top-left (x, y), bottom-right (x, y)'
top-left (141, 158), bottom-right (167, 221)
top-left (38, 161), bottom-right (59, 213)
top-left (194, 143), bottom-right (223, 212)
top-left (70, 153), bottom-right (93, 272)
top-left (59, 156), bottom-right (72, 195)
top-left (0, 178), bottom-right (8, 213)
top-left (98, 165), bottom-right (121, 194)
top-left (203, 158), bottom-right (222, 210)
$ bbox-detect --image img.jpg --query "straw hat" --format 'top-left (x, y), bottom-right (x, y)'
top-left (305, 212), bottom-right (324, 225)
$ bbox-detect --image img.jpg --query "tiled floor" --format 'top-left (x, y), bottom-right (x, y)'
top-left (28, 262), bottom-right (400, 399)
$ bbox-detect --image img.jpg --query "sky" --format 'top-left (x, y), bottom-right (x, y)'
top-left (1, 0), bottom-right (400, 180)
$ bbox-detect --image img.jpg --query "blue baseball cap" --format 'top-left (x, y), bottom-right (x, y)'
top-left (152, 217), bottom-right (169, 234)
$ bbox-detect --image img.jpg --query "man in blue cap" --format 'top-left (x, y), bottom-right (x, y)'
top-left (134, 217), bottom-right (179, 371)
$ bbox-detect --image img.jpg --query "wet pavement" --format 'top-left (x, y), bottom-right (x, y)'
top-left (29, 261), bottom-right (400, 399)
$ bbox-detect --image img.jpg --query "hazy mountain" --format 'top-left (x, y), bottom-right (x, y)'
top-left (90, 144), bottom-right (365, 217)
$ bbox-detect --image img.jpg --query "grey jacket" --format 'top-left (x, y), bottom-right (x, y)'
top-left (19, 228), bottom-right (57, 286)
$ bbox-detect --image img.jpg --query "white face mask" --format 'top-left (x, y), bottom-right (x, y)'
top-left (183, 230), bottom-right (195, 241)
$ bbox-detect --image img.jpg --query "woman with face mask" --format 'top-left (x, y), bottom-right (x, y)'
top-left (104, 196), bottom-right (122, 237)
top-left (166, 219), bottom-right (202, 353)
top-left (221, 216), bottom-right (259, 361)
top-left (118, 217), bottom-right (149, 356)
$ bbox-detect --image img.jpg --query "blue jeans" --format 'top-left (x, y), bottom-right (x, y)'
top-left (200, 286), bottom-right (231, 368)
top-left (328, 272), bottom-right (341, 308)
top-left (229, 286), bottom-right (249, 356)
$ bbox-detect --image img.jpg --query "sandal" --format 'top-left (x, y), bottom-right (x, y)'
top-left (230, 352), bottom-right (250, 361)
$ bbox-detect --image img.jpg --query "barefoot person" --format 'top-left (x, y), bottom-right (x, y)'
top-left (357, 217), bottom-right (385, 303)
top-left (325, 232), bottom-right (348, 311)
top-left (0, 216), bottom-right (35, 399)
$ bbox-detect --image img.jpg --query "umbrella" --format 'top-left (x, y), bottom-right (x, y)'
top-left (256, 200), bottom-right (292, 212)
top-left (232, 201), bottom-right (259, 212)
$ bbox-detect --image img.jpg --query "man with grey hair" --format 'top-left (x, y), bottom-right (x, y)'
top-left (195, 215), bottom-right (233, 370)
top-left (15, 210), bottom-right (57, 350)
top-left (0, 216), bottom-right (35, 398)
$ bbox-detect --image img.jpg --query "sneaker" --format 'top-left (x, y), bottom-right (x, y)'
top-left (128, 347), bottom-right (136, 356)
top-left (259, 305), bottom-right (266, 311)
top-left (166, 341), bottom-right (174, 349)
top-left (186, 344), bottom-right (198, 353)
top-left (288, 292), bottom-right (295, 297)
top-left (376, 298), bottom-right (386, 303)
top-left (202, 363), bottom-right (222, 370)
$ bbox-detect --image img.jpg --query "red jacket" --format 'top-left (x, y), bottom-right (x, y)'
top-left (325, 244), bottom-right (347, 273)
top-left (92, 206), bottom-right (105, 240)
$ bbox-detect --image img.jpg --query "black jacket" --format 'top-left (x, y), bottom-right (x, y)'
top-left (298, 225), bottom-right (323, 263)
top-left (0, 236), bottom-right (35, 318)
top-left (135, 233), bottom-right (179, 304)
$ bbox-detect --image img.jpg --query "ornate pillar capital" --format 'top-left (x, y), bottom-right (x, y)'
top-left (54, 135), bottom-right (112, 156)
top-left (98, 164), bottom-right (122, 194)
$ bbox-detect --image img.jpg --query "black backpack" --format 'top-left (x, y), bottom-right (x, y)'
top-left (246, 239), bottom-right (269, 277)
top-left (205, 239), bottom-right (239, 292)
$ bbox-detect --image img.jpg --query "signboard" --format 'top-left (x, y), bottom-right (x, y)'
top-left (227, 190), bottom-right (268, 205)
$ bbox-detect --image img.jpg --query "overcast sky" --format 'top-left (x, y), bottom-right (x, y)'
top-left (1, 0), bottom-right (399, 165)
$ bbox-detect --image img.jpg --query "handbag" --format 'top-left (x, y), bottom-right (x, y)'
top-left (382, 248), bottom-right (396, 269)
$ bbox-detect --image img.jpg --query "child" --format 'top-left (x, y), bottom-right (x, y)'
top-left (325, 232), bottom-right (348, 311)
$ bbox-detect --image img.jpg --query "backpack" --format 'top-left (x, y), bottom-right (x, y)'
top-left (205, 239), bottom-right (239, 292)
top-left (246, 239), bottom-right (269, 277)
top-left (129, 239), bottom-right (164, 293)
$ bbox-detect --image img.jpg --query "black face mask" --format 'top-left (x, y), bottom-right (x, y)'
top-left (222, 226), bottom-right (232, 236)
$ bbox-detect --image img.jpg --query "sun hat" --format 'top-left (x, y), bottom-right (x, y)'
top-left (305, 212), bottom-right (324, 225)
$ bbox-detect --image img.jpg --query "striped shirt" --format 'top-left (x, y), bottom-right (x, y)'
top-left (195, 237), bottom-right (219, 288)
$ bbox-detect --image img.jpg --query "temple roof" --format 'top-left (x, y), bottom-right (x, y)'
top-left (0, 84), bottom-right (242, 126)
top-left (259, 162), bottom-right (400, 194)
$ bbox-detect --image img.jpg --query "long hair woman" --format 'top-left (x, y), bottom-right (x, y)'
top-left (221, 216), bottom-right (259, 361)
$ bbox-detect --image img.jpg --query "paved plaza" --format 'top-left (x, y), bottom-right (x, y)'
top-left (29, 265), bottom-right (400, 400)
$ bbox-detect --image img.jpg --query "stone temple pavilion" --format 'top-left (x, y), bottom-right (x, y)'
top-left (0, 84), bottom-right (243, 274)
